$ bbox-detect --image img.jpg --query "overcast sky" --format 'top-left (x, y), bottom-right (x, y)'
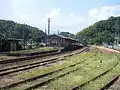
top-left (0, 0), bottom-right (120, 34)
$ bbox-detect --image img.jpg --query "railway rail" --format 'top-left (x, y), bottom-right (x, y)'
top-left (31, 50), bottom-right (120, 90)
top-left (24, 60), bottom-right (90, 90)
top-left (71, 61), bottom-right (119, 90)
top-left (0, 47), bottom-right (89, 89)
top-left (0, 45), bottom-right (85, 64)
top-left (101, 76), bottom-right (119, 90)
top-left (0, 49), bottom-right (78, 71)
top-left (2, 46), bottom-right (118, 90)
top-left (0, 46), bottom-right (84, 67)
top-left (70, 54), bottom-right (120, 90)
top-left (0, 57), bottom-right (63, 76)
top-left (0, 51), bottom-right (60, 64)
top-left (27, 55), bottom-right (118, 90)
top-left (0, 47), bottom-right (88, 76)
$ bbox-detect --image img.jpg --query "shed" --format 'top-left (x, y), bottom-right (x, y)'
top-left (1, 38), bottom-right (22, 51)
top-left (46, 34), bottom-right (78, 47)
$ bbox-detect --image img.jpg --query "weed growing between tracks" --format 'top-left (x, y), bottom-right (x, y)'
top-left (17, 52), bottom-right (94, 79)
top-left (4, 52), bottom-right (93, 90)
top-left (3, 47), bottom-right (120, 90)
top-left (9, 47), bottom-right (58, 53)
top-left (78, 55), bottom-right (120, 90)
top-left (36, 52), bottom-right (118, 90)
top-left (10, 53), bottom-right (97, 90)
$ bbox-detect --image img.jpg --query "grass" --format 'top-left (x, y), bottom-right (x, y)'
top-left (9, 47), bottom-right (58, 53)
top-left (79, 55), bottom-right (120, 90)
top-left (17, 52), bottom-right (94, 79)
top-left (9, 53), bottom-right (95, 90)
top-left (6, 47), bottom-right (120, 90)
top-left (0, 56), bottom-right (17, 61)
top-left (9, 50), bottom-right (101, 90)
top-left (37, 52), bottom-right (119, 90)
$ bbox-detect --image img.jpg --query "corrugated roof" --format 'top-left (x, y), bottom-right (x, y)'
top-left (7, 38), bottom-right (22, 41)
top-left (48, 34), bottom-right (78, 42)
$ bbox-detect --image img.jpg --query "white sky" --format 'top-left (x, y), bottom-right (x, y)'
top-left (0, 0), bottom-right (120, 34)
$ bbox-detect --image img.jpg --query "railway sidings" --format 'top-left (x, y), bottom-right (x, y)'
top-left (0, 46), bottom-right (89, 89)
top-left (0, 46), bottom-right (120, 90)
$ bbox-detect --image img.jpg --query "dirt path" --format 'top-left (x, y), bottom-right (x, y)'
top-left (96, 46), bottom-right (120, 54)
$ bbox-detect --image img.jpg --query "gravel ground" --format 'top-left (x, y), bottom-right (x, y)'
top-left (0, 61), bottom-right (62, 87)
top-left (97, 46), bottom-right (120, 90)
top-left (107, 76), bottom-right (120, 90)
top-left (0, 48), bottom-right (86, 87)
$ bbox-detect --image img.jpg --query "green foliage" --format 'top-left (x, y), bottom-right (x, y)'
top-left (0, 19), bottom-right (46, 43)
top-left (76, 16), bottom-right (120, 45)
top-left (59, 32), bottom-right (75, 38)
top-left (80, 58), bottom-right (120, 90)
top-left (7, 47), bottom-right (120, 90)
top-left (36, 50), bottom-right (118, 90)
top-left (10, 47), bottom-right (58, 53)
top-left (17, 52), bottom-right (94, 79)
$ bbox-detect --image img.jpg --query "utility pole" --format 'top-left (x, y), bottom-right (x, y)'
top-left (45, 28), bottom-right (47, 35)
top-left (114, 19), bottom-right (120, 46)
top-left (23, 28), bottom-right (25, 49)
top-left (58, 29), bottom-right (60, 35)
top-left (48, 18), bottom-right (50, 35)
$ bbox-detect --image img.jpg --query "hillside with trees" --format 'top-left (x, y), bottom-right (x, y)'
top-left (59, 32), bottom-right (75, 38)
top-left (0, 19), bottom-right (46, 44)
top-left (76, 16), bottom-right (120, 45)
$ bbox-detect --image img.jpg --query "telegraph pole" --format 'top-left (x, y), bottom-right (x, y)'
top-left (114, 19), bottom-right (120, 45)
top-left (45, 28), bottom-right (47, 35)
top-left (48, 18), bottom-right (50, 35)
top-left (23, 28), bottom-right (25, 49)
top-left (58, 29), bottom-right (60, 35)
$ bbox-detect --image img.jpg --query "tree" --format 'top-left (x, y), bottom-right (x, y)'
top-left (59, 32), bottom-right (75, 38)
top-left (76, 16), bottom-right (120, 45)
top-left (0, 19), bottom-right (46, 44)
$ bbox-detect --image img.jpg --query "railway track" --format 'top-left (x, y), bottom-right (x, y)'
top-left (32, 54), bottom-right (119, 90)
top-left (0, 47), bottom-right (86, 71)
top-left (0, 54), bottom-right (62, 75)
top-left (24, 61), bottom-right (90, 90)
top-left (0, 46), bottom-right (87, 65)
top-left (101, 76), bottom-right (119, 90)
top-left (0, 51), bottom-right (61, 64)
top-left (0, 47), bottom-right (89, 89)
top-left (0, 47), bottom-right (90, 90)
top-left (70, 55), bottom-right (120, 90)
top-left (31, 56), bottom-right (118, 90)
top-left (0, 57), bottom-right (64, 76)
top-left (105, 76), bottom-right (120, 90)
top-left (0, 47), bottom-right (88, 76)
top-left (71, 61), bottom-right (119, 90)
top-left (0, 50), bottom-right (74, 71)
top-left (100, 62), bottom-right (120, 90)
